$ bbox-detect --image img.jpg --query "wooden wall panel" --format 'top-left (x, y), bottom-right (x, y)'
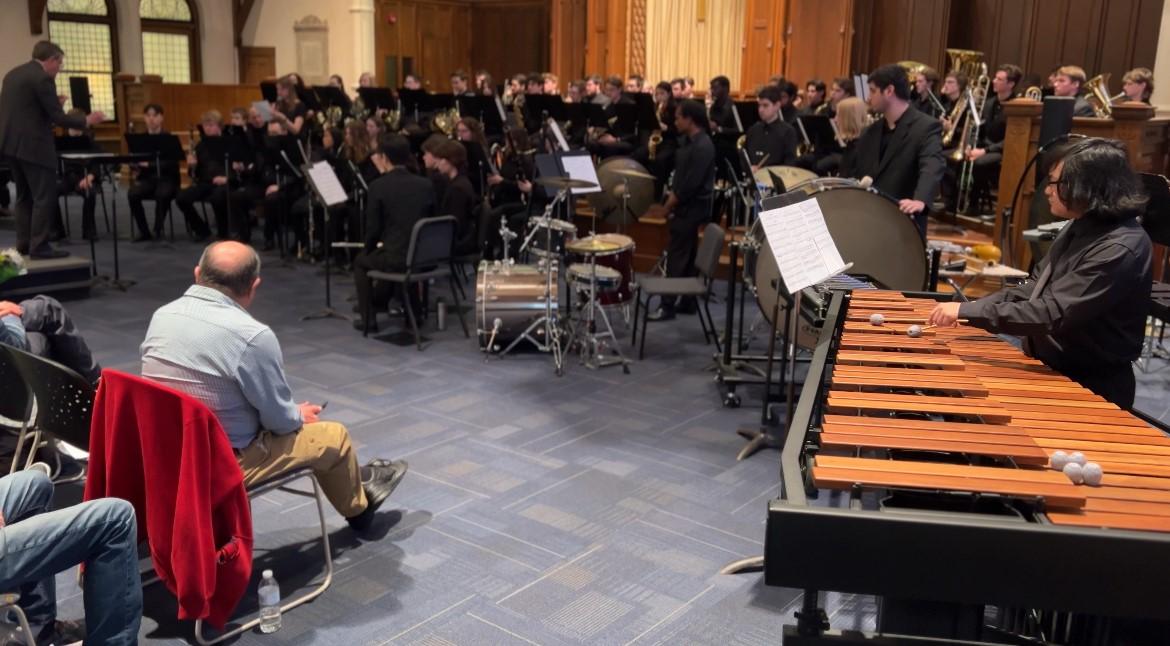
top-left (951, 0), bottom-right (1161, 86)
top-left (375, 0), bottom-right (471, 91)
top-left (238, 47), bottom-right (276, 85)
top-left (585, 0), bottom-right (629, 77)
top-left (472, 1), bottom-right (548, 84)
top-left (784, 0), bottom-right (852, 87)
top-left (740, 0), bottom-right (784, 92)
top-left (550, 0), bottom-right (587, 85)
top-left (852, 0), bottom-right (951, 75)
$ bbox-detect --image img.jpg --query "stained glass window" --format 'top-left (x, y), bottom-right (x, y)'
top-left (140, 0), bottom-right (193, 21)
top-left (141, 0), bottom-right (198, 83)
top-left (47, 0), bottom-right (116, 120)
top-left (47, 0), bottom-right (108, 16)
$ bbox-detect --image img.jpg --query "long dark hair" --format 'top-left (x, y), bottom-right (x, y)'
top-left (1054, 138), bottom-right (1147, 222)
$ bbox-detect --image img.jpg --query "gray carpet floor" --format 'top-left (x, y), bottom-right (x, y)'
top-left (3, 191), bottom-right (1168, 644)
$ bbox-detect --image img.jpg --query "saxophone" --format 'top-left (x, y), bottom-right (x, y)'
top-left (648, 102), bottom-right (666, 161)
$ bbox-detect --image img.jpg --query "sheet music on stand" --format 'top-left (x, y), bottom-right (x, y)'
top-left (305, 161), bottom-right (349, 207)
top-left (758, 197), bottom-right (851, 294)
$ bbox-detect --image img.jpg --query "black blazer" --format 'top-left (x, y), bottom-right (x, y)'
top-left (851, 105), bottom-right (944, 206)
top-left (364, 167), bottom-right (435, 266)
top-left (0, 61), bottom-right (88, 169)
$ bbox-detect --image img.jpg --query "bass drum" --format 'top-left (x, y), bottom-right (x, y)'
top-left (475, 261), bottom-right (558, 348)
top-left (746, 182), bottom-right (928, 347)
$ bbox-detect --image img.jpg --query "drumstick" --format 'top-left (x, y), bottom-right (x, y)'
top-left (755, 153), bottom-right (770, 168)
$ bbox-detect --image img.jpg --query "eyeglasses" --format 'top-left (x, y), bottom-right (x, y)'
top-left (1046, 174), bottom-right (1068, 190)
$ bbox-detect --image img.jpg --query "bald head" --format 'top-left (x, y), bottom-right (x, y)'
top-left (196, 241), bottom-right (262, 300)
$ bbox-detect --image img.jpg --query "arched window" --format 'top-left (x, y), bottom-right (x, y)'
top-left (47, 0), bottom-right (118, 120)
top-left (140, 0), bottom-right (201, 83)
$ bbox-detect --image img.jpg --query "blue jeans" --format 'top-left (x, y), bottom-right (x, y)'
top-left (0, 471), bottom-right (141, 644)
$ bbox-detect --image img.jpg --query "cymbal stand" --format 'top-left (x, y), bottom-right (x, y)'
top-left (570, 190), bottom-right (630, 373)
top-left (498, 215), bottom-right (517, 264)
top-left (495, 188), bottom-right (568, 376)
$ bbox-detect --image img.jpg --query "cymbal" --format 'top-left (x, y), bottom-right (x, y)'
top-left (535, 176), bottom-right (598, 190)
top-left (611, 168), bottom-right (656, 181)
top-left (566, 237), bottom-right (622, 254)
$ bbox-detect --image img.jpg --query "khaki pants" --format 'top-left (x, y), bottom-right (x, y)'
top-left (236, 422), bottom-right (368, 518)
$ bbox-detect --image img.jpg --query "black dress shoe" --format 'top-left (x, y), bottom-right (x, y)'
top-left (352, 317), bottom-right (377, 333)
top-left (30, 248), bottom-right (69, 259)
top-left (646, 307), bottom-right (676, 321)
top-left (348, 460), bottom-right (408, 532)
top-left (133, 233), bottom-right (153, 243)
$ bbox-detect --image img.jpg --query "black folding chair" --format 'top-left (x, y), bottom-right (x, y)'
top-left (2, 344), bottom-right (93, 481)
top-left (631, 223), bottom-right (725, 359)
top-left (365, 215), bottom-right (470, 350)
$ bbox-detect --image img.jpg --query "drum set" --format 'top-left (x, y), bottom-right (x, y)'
top-left (476, 167), bottom-right (656, 375)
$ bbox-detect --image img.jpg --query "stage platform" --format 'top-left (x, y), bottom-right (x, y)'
top-left (0, 253), bottom-right (92, 300)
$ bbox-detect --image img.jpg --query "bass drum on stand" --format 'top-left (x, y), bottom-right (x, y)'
top-left (476, 261), bottom-right (559, 349)
top-left (745, 180), bottom-right (929, 348)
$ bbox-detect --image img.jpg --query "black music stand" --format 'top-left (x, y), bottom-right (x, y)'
top-left (314, 85), bottom-right (352, 115)
top-left (56, 135), bottom-right (102, 270)
top-left (797, 114), bottom-right (840, 153)
top-left (262, 133), bottom-right (305, 261)
top-left (299, 86), bottom-right (323, 114)
top-left (523, 95), bottom-right (567, 134)
top-left (125, 132), bottom-right (184, 242)
top-left (458, 95), bottom-right (504, 136)
top-left (734, 189), bottom-right (818, 461)
top-left (300, 161), bottom-right (349, 322)
top-left (631, 94), bottom-right (658, 136)
top-left (395, 88), bottom-right (426, 122)
top-left (259, 81), bottom-right (278, 104)
top-left (68, 77), bottom-right (91, 114)
top-left (196, 131), bottom-right (251, 247)
top-left (733, 101), bottom-right (760, 133)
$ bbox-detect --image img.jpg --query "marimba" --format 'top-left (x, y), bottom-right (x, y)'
top-left (764, 289), bottom-right (1170, 645)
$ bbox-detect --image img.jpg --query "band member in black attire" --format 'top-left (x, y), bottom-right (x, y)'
top-left (911, 67), bottom-right (943, 118)
top-left (259, 119), bottom-right (305, 252)
top-left (707, 76), bottom-right (737, 134)
top-left (586, 76), bottom-right (637, 158)
top-left (939, 71), bottom-right (968, 133)
top-left (930, 138), bottom-right (1151, 408)
top-left (433, 140), bottom-right (480, 256)
top-left (826, 76), bottom-right (855, 118)
top-left (176, 111), bottom-right (233, 241)
top-left (1052, 66), bottom-right (1096, 117)
top-left (745, 84), bottom-right (798, 171)
top-left (128, 103), bottom-right (180, 241)
top-left (800, 79), bottom-right (828, 116)
top-left (0, 41), bottom-right (105, 258)
top-left (487, 127), bottom-right (537, 258)
top-left (645, 100), bottom-right (716, 321)
top-left (774, 78), bottom-right (799, 124)
top-left (352, 135), bottom-right (435, 332)
top-left (55, 112), bottom-right (101, 242)
top-left (270, 75), bottom-right (308, 138)
top-left (965, 64), bottom-right (1021, 213)
top-left (1121, 67), bottom-right (1154, 104)
top-left (851, 64), bottom-right (945, 237)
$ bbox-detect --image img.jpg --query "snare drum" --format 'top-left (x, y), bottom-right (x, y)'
top-left (525, 217), bottom-right (577, 259)
top-left (475, 261), bottom-right (558, 348)
top-left (567, 233), bottom-right (635, 305)
top-left (567, 263), bottom-right (623, 291)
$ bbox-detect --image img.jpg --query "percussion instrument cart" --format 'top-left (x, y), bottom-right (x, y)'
top-left (747, 289), bottom-right (1170, 645)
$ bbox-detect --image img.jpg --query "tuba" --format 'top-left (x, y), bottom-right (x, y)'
top-left (945, 49), bottom-right (986, 84)
top-left (1083, 73), bottom-right (1114, 118)
top-left (1024, 86), bottom-right (1043, 101)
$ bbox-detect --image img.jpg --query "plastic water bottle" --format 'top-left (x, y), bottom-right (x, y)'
top-left (258, 569), bottom-right (281, 633)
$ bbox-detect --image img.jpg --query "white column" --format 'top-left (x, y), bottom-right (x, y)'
top-left (350, 0), bottom-right (376, 87)
top-left (1151, 0), bottom-right (1170, 114)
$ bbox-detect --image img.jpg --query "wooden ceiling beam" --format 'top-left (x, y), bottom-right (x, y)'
top-left (29, 0), bottom-right (49, 35)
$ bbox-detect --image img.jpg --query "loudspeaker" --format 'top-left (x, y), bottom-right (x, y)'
top-left (68, 76), bottom-right (91, 114)
top-left (1038, 96), bottom-right (1076, 150)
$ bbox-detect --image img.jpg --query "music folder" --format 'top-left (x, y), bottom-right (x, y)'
top-left (68, 76), bottom-right (92, 114)
top-left (396, 88), bottom-right (427, 116)
top-left (459, 95), bottom-right (504, 134)
top-left (631, 93), bottom-right (659, 133)
top-left (125, 133), bottom-right (184, 174)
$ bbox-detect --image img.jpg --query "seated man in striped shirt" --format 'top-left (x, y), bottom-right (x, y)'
top-left (141, 241), bottom-right (405, 532)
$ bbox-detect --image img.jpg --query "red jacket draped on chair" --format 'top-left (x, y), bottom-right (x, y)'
top-left (85, 369), bottom-right (253, 629)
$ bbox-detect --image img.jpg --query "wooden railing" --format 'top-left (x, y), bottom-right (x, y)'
top-left (114, 74), bottom-right (261, 144)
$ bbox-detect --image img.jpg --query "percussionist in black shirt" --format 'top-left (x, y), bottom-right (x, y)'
top-left (645, 100), bottom-right (716, 321)
top-left (744, 84), bottom-right (798, 171)
top-left (929, 138), bottom-right (1152, 408)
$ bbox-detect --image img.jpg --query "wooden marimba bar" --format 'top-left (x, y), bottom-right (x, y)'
top-left (812, 289), bottom-right (1170, 534)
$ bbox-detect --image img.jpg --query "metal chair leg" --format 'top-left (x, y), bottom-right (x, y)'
top-left (403, 283), bottom-right (423, 350)
top-left (448, 277), bottom-right (469, 337)
top-left (194, 474), bottom-right (333, 645)
top-left (630, 287), bottom-right (642, 347)
top-left (639, 295), bottom-right (651, 360)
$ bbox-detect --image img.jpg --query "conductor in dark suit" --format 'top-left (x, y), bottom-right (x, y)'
top-left (352, 134), bottom-right (435, 332)
top-left (850, 64), bottom-right (945, 237)
top-left (0, 41), bottom-right (105, 258)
